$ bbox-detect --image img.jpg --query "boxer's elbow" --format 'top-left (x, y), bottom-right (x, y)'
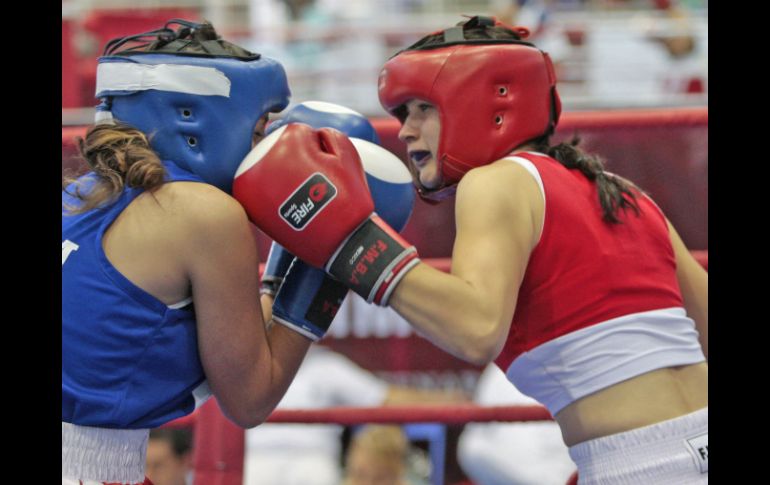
top-left (208, 378), bottom-right (276, 428)
top-left (217, 392), bottom-right (277, 428)
top-left (462, 342), bottom-right (502, 366)
top-left (243, 411), bottom-right (272, 429)
top-left (458, 320), bottom-right (506, 365)
top-left (462, 348), bottom-right (496, 366)
top-left (226, 403), bottom-right (273, 429)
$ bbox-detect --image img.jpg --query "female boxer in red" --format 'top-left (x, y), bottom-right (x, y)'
top-left (377, 16), bottom-right (708, 484)
top-left (230, 15), bottom-right (707, 484)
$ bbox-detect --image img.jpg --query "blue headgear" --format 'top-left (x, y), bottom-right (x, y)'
top-left (94, 20), bottom-right (291, 192)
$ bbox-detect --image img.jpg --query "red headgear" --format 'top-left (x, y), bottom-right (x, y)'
top-left (378, 16), bottom-right (561, 201)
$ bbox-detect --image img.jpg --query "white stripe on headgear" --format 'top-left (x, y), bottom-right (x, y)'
top-left (95, 62), bottom-right (232, 97)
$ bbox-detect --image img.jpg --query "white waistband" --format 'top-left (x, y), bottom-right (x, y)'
top-left (506, 307), bottom-right (706, 415)
top-left (569, 408), bottom-right (708, 479)
top-left (62, 422), bottom-right (148, 484)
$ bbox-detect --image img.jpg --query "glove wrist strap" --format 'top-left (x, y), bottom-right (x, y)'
top-left (326, 215), bottom-right (419, 305)
top-left (272, 262), bottom-right (349, 340)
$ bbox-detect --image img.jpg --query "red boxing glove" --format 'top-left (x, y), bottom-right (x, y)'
top-left (233, 123), bottom-right (419, 305)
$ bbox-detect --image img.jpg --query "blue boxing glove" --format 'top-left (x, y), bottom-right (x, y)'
top-left (270, 258), bottom-right (349, 340)
top-left (260, 241), bottom-right (296, 297)
top-left (268, 103), bottom-right (413, 340)
top-left (265, 100), bottom-right (381, 144)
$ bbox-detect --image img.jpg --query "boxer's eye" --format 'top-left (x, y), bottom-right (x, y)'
top-left (392, 105), bottom-right (408, 123)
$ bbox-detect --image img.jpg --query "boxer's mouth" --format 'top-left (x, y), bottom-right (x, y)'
top-left (409, 150), bottom-right (432, 168)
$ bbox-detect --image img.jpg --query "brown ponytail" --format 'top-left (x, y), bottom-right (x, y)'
top-left (63, 122), bottom-right (166, 214)
top-left (532, 135), bottom-right (643, 224)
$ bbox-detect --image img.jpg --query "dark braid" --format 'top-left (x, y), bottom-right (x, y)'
top-left (532, 135), bottom-right (642, 224)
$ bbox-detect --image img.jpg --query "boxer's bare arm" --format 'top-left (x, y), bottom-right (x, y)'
top-left (179, 184), bottom-right (310, 427)
top-left (389, 161), bottom-right (542, 365)
top-left (667, 220), bottom-right (708, 358)
top-left (260, 294), bottom-right (275, 327)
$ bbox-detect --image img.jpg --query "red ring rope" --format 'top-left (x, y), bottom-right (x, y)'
top-left (256, 254), bottom-right (708, 278)
top-left (266, 404), bottom-right (553, 425)
top-left (163, 403), bottom-right (553, 429)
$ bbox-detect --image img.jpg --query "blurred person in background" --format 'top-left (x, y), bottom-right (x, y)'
top-left (342, 425), bottom-right (429, 485)
top-left (491, 0), bottom-right (554, 38)
top-left (457, 365), bottom-right (576, 485)
top-left (645, 0), bottom-right (707, 97)
top-left (244, 346), bottom-right (467, 485)
top-left (146, 428), bottom-right (193, 485)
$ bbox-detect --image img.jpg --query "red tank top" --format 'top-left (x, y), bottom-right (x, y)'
top-left (494, 152), bottom-right (683, 371)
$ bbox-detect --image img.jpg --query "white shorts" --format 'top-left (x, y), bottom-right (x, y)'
top-left (568, 407), bottom-right (708, 484)
top-left (62, 422), bottom-right (149, 484)
top-left (62, 480), bottom-right (148, 485)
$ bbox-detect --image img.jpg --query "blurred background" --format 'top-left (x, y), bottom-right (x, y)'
top-left (62, 0), bottom-right (708, 119)
top-left (61, 0), bottom-right (708, 251)
top-left (61, 3), bottom-right (707, 484)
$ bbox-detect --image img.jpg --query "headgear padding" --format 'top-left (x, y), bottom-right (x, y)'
top-left (95, 22), bottom-right (290, 192)
top-left (378, 16), bottom-right (561, 200)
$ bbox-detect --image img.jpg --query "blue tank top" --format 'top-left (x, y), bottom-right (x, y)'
top-left (62, 162), bottom-right (212, 429)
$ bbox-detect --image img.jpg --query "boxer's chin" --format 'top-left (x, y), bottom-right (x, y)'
top-left (418, 163), bottom-right (442, 190)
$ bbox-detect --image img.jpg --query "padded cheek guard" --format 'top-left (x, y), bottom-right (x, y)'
top-left (96, 53), bottom-right (291, 193)
top-left (378, 43), bottom-right (561, 194)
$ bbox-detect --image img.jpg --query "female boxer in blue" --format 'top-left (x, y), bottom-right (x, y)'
top-left (61, 20), bottom-right (307, 484)
top-left (62, 20), bottom-right (418, 484)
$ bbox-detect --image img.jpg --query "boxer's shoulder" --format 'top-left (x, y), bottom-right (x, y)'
top-left (457, 158), bottom-right (542, 206)
top-left (127, 181), bottom-right (250, 252)
top-left (149, 181), bottom-right (241, 217)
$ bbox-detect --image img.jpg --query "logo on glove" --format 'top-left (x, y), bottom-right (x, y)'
top-left (309, 182), bottom-right (328, 202)
top-left (280, 173), bottom-right (338, 230)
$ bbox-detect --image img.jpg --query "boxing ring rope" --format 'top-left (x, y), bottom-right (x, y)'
top-left (61, 107), bottom-right (708, 173)
top-left (370, 106), bottom-right (707, 140)
top-left (60, 107), bottom-right (708, 155)
top-left (166, 403), bottom-right (554, 429)
top-left (266, 404), bottom-right (553, 425)
top-left (170, 401), bottom-right (560, 485)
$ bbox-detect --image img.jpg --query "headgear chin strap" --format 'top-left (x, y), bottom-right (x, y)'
top-left (94, 19), bottom-right (291, 193)
top-left (378, 15), bottom-right (561, 202)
